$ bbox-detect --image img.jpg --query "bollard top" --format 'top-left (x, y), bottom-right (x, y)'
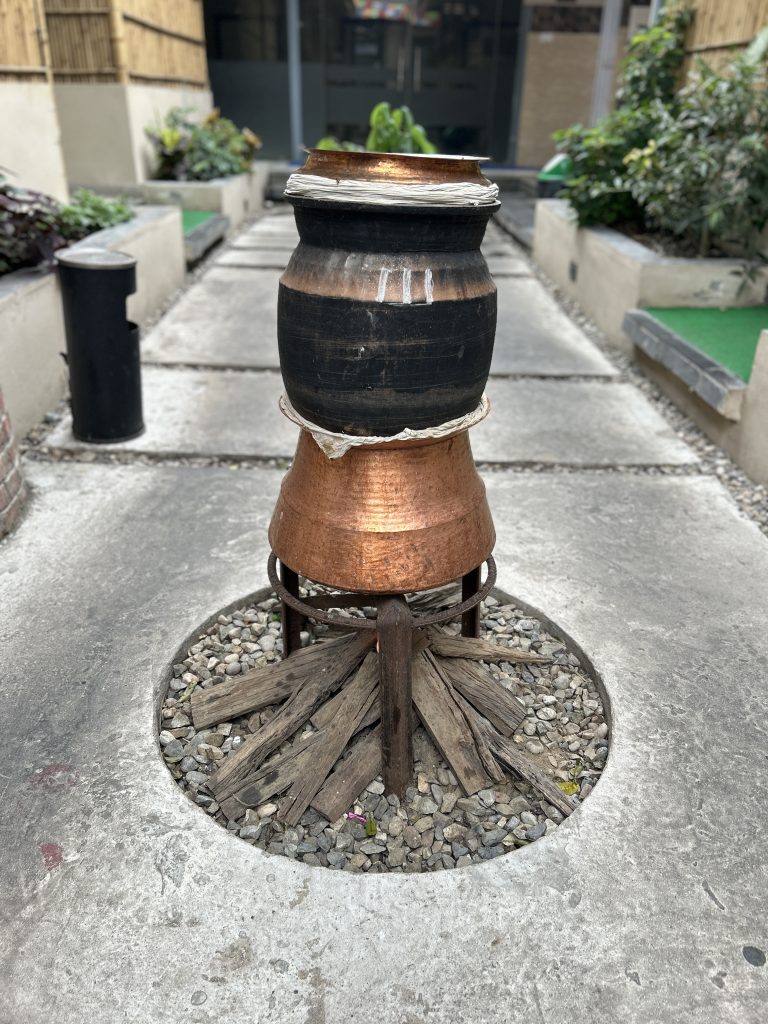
top-left (55, 246), bottom-right (136, 270)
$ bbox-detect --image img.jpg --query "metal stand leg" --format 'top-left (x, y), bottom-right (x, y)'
top-left (280, 561), bottom-right (304, 658)
top-left (461, 564), bottom-right (482, 638)
top-left (377, 595), bottom-right (413, 799)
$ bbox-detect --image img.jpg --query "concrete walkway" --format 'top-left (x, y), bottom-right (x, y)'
top-left (3, 209), bottom-right (768, 1023)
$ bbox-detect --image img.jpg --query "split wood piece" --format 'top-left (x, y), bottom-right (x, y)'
top-left (438, 657), bottom-right (526, 737)
top-left (310, 633), bottom-right (427, 733)
top-left (311, 686), bottom-right (380, 733)
top-left (426, 627), bottom-right (550, 665)
top-left (280, 652), bottom-right (380, 826)
top-left (191, 633), bottom-right (362, 731)
top-left (310, 725), bottom-right (382, 823)
top-left (310, 708), bottom-right (421, 823)
top-left (425, 651), bottom-right (505, 785)
top-left (378, 595), bottom-right (414, 799)
top-left (476, 718), bottom-right (576, 818)
top-left (209, 632), bottom-right (374, 803)
top-left (412, 650), bottom-right (494, 795)
top-left (218, 732), bottom-right (318, 820)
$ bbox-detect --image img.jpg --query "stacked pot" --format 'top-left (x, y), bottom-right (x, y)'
top-left (269, 149), bottom-right (499, 594)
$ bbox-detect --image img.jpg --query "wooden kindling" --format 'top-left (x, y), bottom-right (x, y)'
top-left (208, 632), bottom-right (374, 803)
top-left (191, 633), bottom-right (362, 731)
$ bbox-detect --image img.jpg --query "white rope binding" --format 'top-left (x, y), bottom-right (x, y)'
top-left (280, 393), bottom-right (491, 460)
top-left (285, 172), bottom-right (499, 208)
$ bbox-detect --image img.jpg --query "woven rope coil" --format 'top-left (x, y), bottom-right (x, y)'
top-left (285, 172), bottom-right (499, 207)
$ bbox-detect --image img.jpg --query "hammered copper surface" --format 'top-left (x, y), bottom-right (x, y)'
top-left (300, 148), bottom-right (492, 188)
top-left (268, 429), bottom-right (495, 593)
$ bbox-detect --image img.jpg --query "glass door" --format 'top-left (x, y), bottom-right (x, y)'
top-left (305, 0), bottom-right (522, 160)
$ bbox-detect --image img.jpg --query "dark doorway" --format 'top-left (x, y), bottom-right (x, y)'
top-left (204, 1), bottom-right (523, 162)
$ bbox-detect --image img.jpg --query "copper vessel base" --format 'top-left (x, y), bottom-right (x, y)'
top-left (268, 428), bottom-right (495, 594)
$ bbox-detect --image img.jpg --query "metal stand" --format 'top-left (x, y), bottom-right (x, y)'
top-left (279, 562), bottom-right (304, 658)
top-left (269, 553), bottom-right (497, 799)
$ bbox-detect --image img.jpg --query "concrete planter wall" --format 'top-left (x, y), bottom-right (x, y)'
top-left (0, 206), bottom-right (183, 438)
top-left (533, 199), bottom-right (768, 351)
top-left (139, 162), bottom-right (270, 232)
top-left (633, 328), bottom-right (768, 487)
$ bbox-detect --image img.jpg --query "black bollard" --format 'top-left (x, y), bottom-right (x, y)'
top-left (55, 247), bottom-right (144, 443)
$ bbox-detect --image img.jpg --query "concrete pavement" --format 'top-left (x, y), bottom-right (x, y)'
top-left (2, 209), bottom-right (768, 1022)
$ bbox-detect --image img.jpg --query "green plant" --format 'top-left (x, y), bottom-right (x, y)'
top-left (552, 108), bottom-right (650, 226)
top-left (59, 189), bottom-right (132, 240)
top-left (0, 178), bottom-right (64, 274)
top-left (314, 102), bottom-right (437, 155)
top-left (0, 177), bottom-right (134, 275)
top-left (616, 5), bottom-right (694, 107)
top-left (365, 102), bottom-right (436, 154)
top-left (624, 30), bottom-right (768, 258)
top-left (553, 5), bottom-right (692, 228)
top-left (146, 108), bottom-right (262, 182)
top-left (315, 136), bottom-right (363, 152)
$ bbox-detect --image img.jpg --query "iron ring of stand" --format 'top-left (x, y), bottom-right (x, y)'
top-left (267, 551), bottom-right (497, 636)
top-left (268, 551), bottom-right (497, 796)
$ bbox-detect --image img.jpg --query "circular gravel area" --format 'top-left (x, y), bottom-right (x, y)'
top-left (158, 587), bottom-right (608, 873)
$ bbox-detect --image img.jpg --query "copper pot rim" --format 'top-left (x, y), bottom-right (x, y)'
top-left (300, 148), bottom-right (492, 187)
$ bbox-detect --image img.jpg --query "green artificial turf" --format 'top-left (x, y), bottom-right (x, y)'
top-left (182, 210), bottom-right (216, 234)
top-left (646, 306), bottom-right (768, 383)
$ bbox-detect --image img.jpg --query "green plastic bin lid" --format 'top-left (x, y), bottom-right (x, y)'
top-left (538, 154), bottom-right (573, 182)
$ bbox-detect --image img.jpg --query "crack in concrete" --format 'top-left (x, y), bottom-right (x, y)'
top-left (702, 879), bottom-right (726, 911)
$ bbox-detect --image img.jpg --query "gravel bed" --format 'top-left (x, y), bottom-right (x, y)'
top-left (159, 591), bottom-right (607, 873)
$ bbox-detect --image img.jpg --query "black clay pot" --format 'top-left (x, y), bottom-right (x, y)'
top-left (277, 196), bottom-right (498, 436)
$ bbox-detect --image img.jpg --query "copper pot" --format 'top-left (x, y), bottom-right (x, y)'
top-left (268, 428), bottom-right (494, 594)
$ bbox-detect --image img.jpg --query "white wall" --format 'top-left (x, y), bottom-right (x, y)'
top-left (55, 82), bottom-right (212, 186)
top-left (0, 80), bottom-right (69, 200)
top-left (126, 84), bottom-right (212, 182)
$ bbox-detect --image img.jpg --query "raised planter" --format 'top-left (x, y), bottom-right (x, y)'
top-left (533, 199), bottom-right (768, 351)
top-left (0, 205), bottom-right (183, 437)
top-left (629, 319), bottom-right (768, 486)
top-left (140, 162), bottom-right (269, 232)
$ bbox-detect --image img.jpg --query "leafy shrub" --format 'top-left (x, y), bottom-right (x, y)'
top-left (616, 6), bottom-right (693, 107)
top-left (551, 109), bottom-right (649, 227)
top-left (59, 189), bottom-right (132, 241)
top-left (315, 102), bottom-right (437, 155)
top-left (623, 34), bottom-right (768, 258)
top-left (553, 6), bottom-right (692, 228)
top-left (0, 181), bottom-right (64, 274)
top-left (146, 108), bottom-right (262, 182)
top-left (0, 179), bottom-right (133, 275)
top-left (366, 102), bottom-right (436, 154)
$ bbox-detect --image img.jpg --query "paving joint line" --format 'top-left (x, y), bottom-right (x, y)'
top-left (21, 446), bottom-right (707, 477)
top-left (138, 360), bottom-right (626, 383)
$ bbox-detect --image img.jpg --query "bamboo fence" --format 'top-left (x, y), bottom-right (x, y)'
top-left (684, 0), bottom-right (768, 73)
top-left (43, 0), bottom-right (207, 87)
top-left (0, 0), bottom-right (51, 82)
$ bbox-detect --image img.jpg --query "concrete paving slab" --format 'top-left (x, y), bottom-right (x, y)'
top-left (229, 238), bottom-right (298, 252)
top-left (487, 254), bottom-right (530, 276)
top-left (493, 277), bottom-right (618, 377)
top-left (477, 378), bottom-right (696, 465)
top-left (46, 370), bottom-right (693, 467)
top-left (216, 249), bottom-right (290, 270)
top-left (142, 267), bottom-right (280, 367)
top-left (45, 366), bottom-right (297, 459)
top-left (2, 460), bottom-right (768, 1023)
